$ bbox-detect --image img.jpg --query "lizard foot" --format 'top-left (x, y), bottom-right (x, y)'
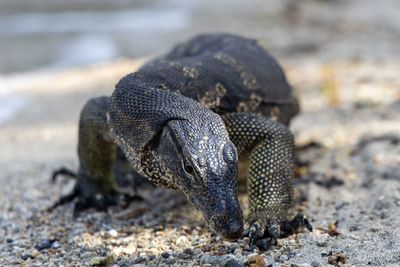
top-left (48, 169), bottom-right (144, 216)
top-left (243, 213), bottom-right (312, 250)
top-left (279, 213), bottom-right (313, 238)
top-left (243, 219), bottom-right (280, 250)
top-left (72, 189), bottom-right (143, 216)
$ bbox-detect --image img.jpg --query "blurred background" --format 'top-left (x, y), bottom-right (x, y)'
top-left (1, 0), bottom-right (399, 74)
top-left (1, 0), bottom-right (399, 126)
top-left (1, 0), bottom-right (400, 265)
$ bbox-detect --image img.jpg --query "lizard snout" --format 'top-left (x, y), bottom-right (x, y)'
top-left (217, 215), bottom-right (243, 241)
top-left (209, 207), bottom-right (243, 241)
top-left (193, 190), bottom-right (243, 241)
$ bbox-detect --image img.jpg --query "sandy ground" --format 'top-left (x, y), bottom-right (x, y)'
top-left (1, 0), bottom-right (400, 266)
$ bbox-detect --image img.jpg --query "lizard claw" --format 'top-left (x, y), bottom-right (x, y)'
top-left (50, 189), bottom-right (144, 217)
top-left (243, 214), bottom-right (313, 250)
top-left (47, 185), bottom-right (113, 215)
top-left (280, 213), bottom-right (313, 237)
top-left (243, 219), bottom-right (278, 250)
top-left (48, 170), bottom-right (145, 215)
top-left (243, 220), bottom-right (265, 246)
top-left (266, 221), bottom-right (281, 238)
top-left (51, 167), bottom-right (77, 183)
top-left (46, 187), bottom-right (80, 212)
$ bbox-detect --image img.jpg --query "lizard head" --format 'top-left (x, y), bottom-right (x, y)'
top-left (153, 117), bottom-right (243, 240)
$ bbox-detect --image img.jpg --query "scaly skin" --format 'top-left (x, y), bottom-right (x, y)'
top-left (222, 113), bottom-right (296, 241)
top-left (51, 33), bottom-right (311, 243)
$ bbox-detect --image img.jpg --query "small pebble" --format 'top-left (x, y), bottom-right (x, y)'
top-left (89, 256), bottom-right (111, 266)
top-left (315, 234), bottom-right (329, 247)
top-left (242, 237), bottom-right (250, 244)
top-left (21, 253), bottom-right (34, 260)
top-left (35, 239), bottom-right (54, 251)
top-left (193, 248), bottom-right (202, 254)
top-left (255, 238), bottom-right (273, 251)
top-left (228, 243), bottom-right (239, 250)
top-left (200, 253), bottom-right (231, 265)
top-left (182, 225), bottom-right (192, 234)
top-left (243, 245), bottom-right (256, 252)
top-left (161, 252), bottom-right (170, 258)
top-left (380, 211), bottom-right (389, 219)
top-left (203, 244), bottom-right (212, 251)
top-left (225, 259), bottom-right (244, 267)
top-left (183, 248), bottom-right (194, 255)
top-left (234, 248), bottom-right (242, 255)
top-left (176, 236), bottom-right (188, 246)
top-left (349, 224), bottom-right (362, 231)
top-left (177, 252), bottom-right (192, 259)
top-left (374, 197), bottom-right (391, 211)
top-left (51, 241), bottom-right (61, 249)
top-left (132, 257), bottom-right (146, 264)
top-left (321, 252), bottom-right (328, 257)
top-left (108, 229), bottom-right (118, 238)
top-left (165, 257), bottom-right (175, 264)
top-left (279, 254), bottom-right (288, 262)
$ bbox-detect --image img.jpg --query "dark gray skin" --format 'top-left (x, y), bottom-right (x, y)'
top-left (50, 33), bottom-right (312, 245)
top-left (153, 120), bottom-right (243, 239)
top-left (107, 84), bottom-right (245, 240)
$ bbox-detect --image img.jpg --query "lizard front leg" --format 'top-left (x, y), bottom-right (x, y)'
top-left (50, 97), bottom-right (133, 214)
top-left (222, 112), bottom-right (311, 246)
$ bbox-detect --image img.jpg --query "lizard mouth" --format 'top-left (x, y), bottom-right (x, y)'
top-left (207, 213), bottom-right (243, 241)
top-left (188, 193), bottom-right (244, 241)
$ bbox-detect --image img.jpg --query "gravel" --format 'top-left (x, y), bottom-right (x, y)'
top-left (1, 0), bottom-right (400, 266)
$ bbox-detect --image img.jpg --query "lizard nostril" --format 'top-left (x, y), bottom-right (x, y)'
top-left (213, 213), bottom-right (243, 241)
top-left (222, 220), bottom-right (243, 240)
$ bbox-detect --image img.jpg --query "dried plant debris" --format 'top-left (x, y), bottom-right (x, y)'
top-left (327, 221), bottom-right (340, 237)
top-left (327, 251), bottom-right (346, 266)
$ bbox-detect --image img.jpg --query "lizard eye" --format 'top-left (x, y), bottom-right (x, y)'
top-left (183, 160), bottom-right (194, 175)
